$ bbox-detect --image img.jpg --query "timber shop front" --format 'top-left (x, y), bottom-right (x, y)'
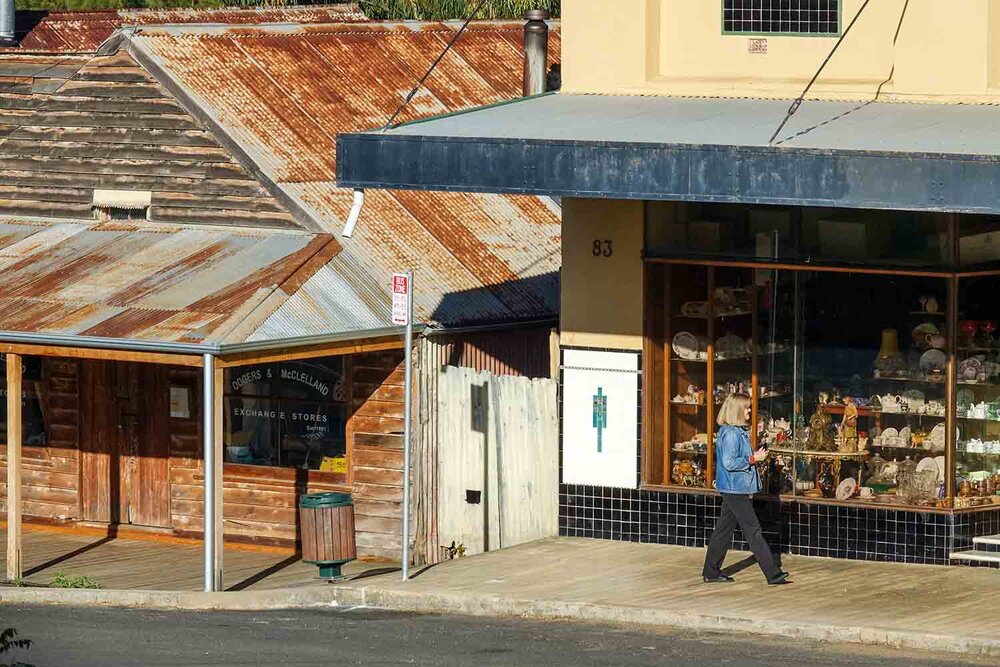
top-left (337, 31), bottom-right (1000, 565)
top-left (0, 220), bottom-right (406, 590)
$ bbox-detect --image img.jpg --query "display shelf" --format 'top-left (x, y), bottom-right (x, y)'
top-left (957, 415), bottom-right (1000, 422)
top-left (676, 310), bottom-right (751, 319)
top-left (822, 404), bottom-right (945, 419)
top-left (671, 448), bottom-right (708, 454)
top-left (869, 442), bottom-right (945, 452)
top-left (956, 445), bottom-right (1000, 456)
top-left (770, 447), bottom-right (868, 459)
top-left (871, 376), bottom-right (948, 385)
top-left (957, 380), bottom-right (1000, 386)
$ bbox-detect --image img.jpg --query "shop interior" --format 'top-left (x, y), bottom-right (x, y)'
top-left (643, 202), bottom-right (1000, 511)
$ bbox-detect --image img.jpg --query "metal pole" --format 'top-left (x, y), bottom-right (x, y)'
top-left (402, 269), bottom-right (414, 581)
top-left (203, 353), bottom-right (216, 592)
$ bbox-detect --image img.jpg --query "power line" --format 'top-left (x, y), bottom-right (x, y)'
top-left (381, 0), bottom-right (490, 131)
top-left (768, 0), bottom-right (873, 146)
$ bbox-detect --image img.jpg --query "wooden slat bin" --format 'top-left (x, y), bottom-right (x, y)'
top-left (299, 492), bottom-right (357, 579)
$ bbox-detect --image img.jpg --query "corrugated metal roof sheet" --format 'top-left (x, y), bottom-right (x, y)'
top-left (1, 5), bottom-right (365, 54)
top-left (132, 21), bottom-right (562, 329)
top-left (0, 218), bottom-right (336, 344)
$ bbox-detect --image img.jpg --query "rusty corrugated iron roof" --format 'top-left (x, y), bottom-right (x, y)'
top-left (0, 218), bottom-right (355, 344)
top-left (2, 5), bottom-right (365, 54)
top-left (132, 21), bottom-right (562, 329)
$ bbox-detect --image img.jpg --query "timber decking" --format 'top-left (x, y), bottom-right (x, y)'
top-left (0, 525), bottom-right (386, 591)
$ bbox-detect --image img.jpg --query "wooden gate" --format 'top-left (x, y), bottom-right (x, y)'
top-left (80, 361), bottom-right (171, 528)
top-left (426, 366), bottom-right (558, 560)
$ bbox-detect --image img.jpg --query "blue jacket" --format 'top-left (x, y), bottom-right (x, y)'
top-left (714, 425), bottom-right (761, 495)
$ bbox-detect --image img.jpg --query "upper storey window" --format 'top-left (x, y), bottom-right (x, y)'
top-left (723, 0), bottom-right (840, 36)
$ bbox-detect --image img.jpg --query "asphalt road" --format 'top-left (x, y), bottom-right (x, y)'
top-left (0, 604), bottom-right (993, 667)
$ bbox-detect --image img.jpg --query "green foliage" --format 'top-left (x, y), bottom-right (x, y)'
top-left (359, 0), bottom-right (560, 20)
top-left (8, 578), bottom-right (26, 588)
top-left (51, 572), bottom-right (102, 589)
top-left (0, 628), bottom-right (32, 667)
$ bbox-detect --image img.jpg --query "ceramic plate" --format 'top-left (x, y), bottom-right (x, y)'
top-left (916, 456), bottom-right (940, 483)
top-left (902, 389), bottom-right (925, 406)
top-left (836, 477), bottom-right (858, 501)
top-left (881, 427), bottom-right (899, 438)
top-left (935, 455), bottom-right (946, 482)
top-left (672, 332), bottom-right (699, 360)
top-left (920, 349), bottom-right (947, 372)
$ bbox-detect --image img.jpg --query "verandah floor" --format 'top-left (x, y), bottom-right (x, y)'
top-left (0, 524), bottom-right (388, 591)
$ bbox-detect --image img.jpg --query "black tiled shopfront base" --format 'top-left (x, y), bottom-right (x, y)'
top-left (559, 484), bottom-right (1000, 566)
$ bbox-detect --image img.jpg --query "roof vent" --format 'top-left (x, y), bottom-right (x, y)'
top-left (523, 9), bottom-right (550, 96)
top-left (92, 189), bottom-right (152, 221)
top-left (0, 0), bottom-right (14, 47)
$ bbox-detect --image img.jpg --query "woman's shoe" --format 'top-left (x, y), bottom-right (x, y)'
top-left (703, 574), bottom-right (735, 583)
top-left (767, 571), bottom-right (790, 585)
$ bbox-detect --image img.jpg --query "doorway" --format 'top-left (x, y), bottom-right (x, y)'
top-left (80, 361), bottom-right (171, 528)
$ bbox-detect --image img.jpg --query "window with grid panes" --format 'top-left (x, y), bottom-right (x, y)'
top-left (723, 0), bottom-right (840, 35)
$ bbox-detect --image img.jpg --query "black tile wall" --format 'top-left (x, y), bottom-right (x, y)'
top-left (559, 484), bottom-right (1000, 566)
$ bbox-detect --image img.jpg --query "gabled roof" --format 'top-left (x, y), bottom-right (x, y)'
top-left (0, 50), bottom-right (299, 229)
top-left (128, 21), bottom-right (562, 329)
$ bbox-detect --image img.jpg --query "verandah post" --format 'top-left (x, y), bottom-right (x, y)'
top-left (5, 352), bottom-right (21, 582)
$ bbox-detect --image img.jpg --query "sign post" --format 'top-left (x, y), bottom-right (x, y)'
top-left (392, 271), bottom-right (414, 581)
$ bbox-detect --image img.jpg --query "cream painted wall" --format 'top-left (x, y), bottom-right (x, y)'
top-left (560, 198), bottom-right (644, 351)
top-left (562, 0), bottom-right (999, 102)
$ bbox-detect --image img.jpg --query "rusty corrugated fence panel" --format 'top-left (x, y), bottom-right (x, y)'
top-left (424, 326), bottom-right (554, 379)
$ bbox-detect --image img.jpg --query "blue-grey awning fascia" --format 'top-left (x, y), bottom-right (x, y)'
top-left (0, 326), bottom-right (418, 358)
top-left (337, 133), bottom-right (1000, 214)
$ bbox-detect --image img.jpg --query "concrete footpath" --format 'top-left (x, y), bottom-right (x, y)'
top-left (3, 537), bottom-right (999, 657)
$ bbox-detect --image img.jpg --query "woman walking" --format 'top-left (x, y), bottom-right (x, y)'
top-left (702, 394), bottom-right (789, 585)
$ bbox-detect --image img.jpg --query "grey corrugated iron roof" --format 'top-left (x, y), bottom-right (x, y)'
top-left (378, 93), bottom-right (1000, 155)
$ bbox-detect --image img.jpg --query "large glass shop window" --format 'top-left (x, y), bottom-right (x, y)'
top-left (223, 357), bottom-right (347, 471)
top-left (0, 355), bottom-right (47, 447)
top-left (660, 263), bottom-right (950, 508)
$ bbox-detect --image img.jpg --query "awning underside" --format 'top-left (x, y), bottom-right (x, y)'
top-left (337, 94), bottom-right (1000, 213)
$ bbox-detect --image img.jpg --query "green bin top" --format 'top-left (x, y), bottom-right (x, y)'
top-left (300, 492), bottom-right (353, 509)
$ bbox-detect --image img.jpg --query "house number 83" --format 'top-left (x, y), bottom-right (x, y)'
top-left (592, 240), bottom-right (613, 257)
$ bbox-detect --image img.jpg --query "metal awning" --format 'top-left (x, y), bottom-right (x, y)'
top-left (337, 93), bottom-right (1000, 213)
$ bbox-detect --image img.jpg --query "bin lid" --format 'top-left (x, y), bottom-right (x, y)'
top-left (300, 492), bottom-right (353, 509)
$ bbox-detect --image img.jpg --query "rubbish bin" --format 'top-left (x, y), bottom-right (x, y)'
top-left (299, 492), bottom-right (356, 580)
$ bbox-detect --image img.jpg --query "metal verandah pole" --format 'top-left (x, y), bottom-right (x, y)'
top-left (402, 269), bottom-right (414, 581)
top-left (203, 353), bottom-right (216, 592)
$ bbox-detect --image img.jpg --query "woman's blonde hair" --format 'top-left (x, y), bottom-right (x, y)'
top-left (717, 393), bottom-right (751, 427)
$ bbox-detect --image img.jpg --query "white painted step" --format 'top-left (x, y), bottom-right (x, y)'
top-left (973, 534), bottom-right (1000, 547)
top-left (950, 550), bottom-right (1000, 564)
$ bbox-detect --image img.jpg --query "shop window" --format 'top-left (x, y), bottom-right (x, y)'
top-left (723, 0), bottom-right (840, 36)
top-left (645, 202), bottom-right (949, 270)
top-left (954, 275), bottom-right (1000, 508)
top-left (0, 355), bottom-right (47, 447)
top-left (650, 262), bottom-right (952, 508)
top-left (958, 214), bottom-right (1000, 269)
top-left (224, 357), bottom-right (348, 472)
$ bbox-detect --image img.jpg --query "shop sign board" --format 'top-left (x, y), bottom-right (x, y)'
top-left (562, 349), bottom-right (639, 489)
top-left (392, 273), bottom-right (410, 325)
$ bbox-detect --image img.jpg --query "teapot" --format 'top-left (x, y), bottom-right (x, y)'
top-left (873, 394), bottom-right (906, 413)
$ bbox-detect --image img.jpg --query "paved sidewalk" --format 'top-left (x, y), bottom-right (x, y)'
top-left (3, 536), bottom-right (999, 657)
top-left (331, 538), bottom-right (1000, 657)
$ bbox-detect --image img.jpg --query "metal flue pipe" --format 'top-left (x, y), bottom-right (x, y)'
top-left (0, 0), bottom-right (15, 46)
top-left (523, 9), bottom-right (550, 96)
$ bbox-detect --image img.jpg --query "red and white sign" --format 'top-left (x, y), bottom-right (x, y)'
top-left (391, 273), bottom-right (410, 325)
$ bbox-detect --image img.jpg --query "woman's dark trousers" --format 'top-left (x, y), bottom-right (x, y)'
top-left (702, 493), bottom-right (781, 579)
